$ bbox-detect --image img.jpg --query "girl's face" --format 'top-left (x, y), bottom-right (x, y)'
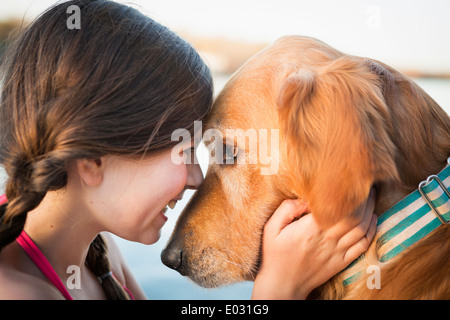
top-left (89, 141), bottom-right (202, 244)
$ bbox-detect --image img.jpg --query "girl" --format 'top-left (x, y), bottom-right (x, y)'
top-left (0, 0), bottom-right (376, 299)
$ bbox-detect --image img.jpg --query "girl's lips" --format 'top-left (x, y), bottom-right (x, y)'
top-left (160, 207), bottom-right (168, 221)
top-left (160, 197), bottom-right (181, 221)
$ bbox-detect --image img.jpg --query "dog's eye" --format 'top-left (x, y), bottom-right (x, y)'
top-left (223, 144), bottom-right (239, 164)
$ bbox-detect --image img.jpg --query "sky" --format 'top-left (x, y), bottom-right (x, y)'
top-left (1, 0), bottom-right (449, 73)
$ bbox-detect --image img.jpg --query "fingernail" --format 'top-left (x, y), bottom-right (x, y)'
top-left (369, 187), bottom-right (376, 198)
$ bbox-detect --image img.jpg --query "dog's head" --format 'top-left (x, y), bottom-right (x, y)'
top-left (161, 35), bottom-right (444, 288)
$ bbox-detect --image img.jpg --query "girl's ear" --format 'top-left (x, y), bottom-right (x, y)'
top-left (76, 158), bottom-right (104, 187)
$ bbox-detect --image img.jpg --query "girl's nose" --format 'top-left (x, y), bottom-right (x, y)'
top-left (187, 163), bottom-right (204, 189)
top-left (185, 163), bottom-right (204, 190)
top-left (175, 163), bottom-right (204, 200)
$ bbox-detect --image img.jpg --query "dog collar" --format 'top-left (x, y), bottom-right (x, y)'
top-left (342, 157), bottom-right (450, 286)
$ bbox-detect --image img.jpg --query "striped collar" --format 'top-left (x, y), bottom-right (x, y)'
top-left (342, 157), bottom-right (450, 286)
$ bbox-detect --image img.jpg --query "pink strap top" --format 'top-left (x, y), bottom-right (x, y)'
top-left (16, 231), bottom-right (73, 300)
top-left (16, 230), bottom-right (135, 300)
top-left (0, 194), bottom-right (134, 300)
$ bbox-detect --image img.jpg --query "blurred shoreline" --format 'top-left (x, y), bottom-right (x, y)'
top-left (182, 33), bottom-right (450, 79)
top-left (1, 19), bottom-right (450, 79)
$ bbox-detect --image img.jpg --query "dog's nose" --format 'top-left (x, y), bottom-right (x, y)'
top-left (161, 245), bottom-right (183, 271)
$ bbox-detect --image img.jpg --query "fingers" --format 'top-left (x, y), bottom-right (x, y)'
top-left (264, 199), bottom-right (308, 237)
top-left (329, 188), bottom-right (376, 239)
top-left (351, 188), bottom-right (376, 225)
top-left (342, 214), bottom-right (378, 265)
top-left (364, 188), bottom-right (376, 221)
top-left (337, 205), bottom-right (376, 250)
top-left (338, 192), bottom-right (377, 258)
top-left (365, 214), bottom-right (377, 242)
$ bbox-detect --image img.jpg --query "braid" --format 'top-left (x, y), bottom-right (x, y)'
top-left (0, 155), bottom-right (131, 299)
top-left (86, 234), bottom-right (130, 300)
top-left (0, 158), bottom-right (47, 251)
top-left (0, 203), bottom-right (27, 251)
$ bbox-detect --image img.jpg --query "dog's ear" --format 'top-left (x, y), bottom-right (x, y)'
top-left (277, 69), bottom-right (316, 111)
top-left (277, 57), bottom-right (398, 225)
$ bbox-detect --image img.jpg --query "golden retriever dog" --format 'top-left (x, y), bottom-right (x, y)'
top-left (161, 36), bottom-right (450, 299)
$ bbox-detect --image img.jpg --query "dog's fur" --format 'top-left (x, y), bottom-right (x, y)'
top-left (163, 36), bottom-right (450, 299)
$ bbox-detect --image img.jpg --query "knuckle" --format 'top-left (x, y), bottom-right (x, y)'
top-left (281, 199), bottom-right (300, 211)
top-left (358, 238), bottom-right (370, 253)
top-left (263, 221), bottom-right (272, 232)
top-left (356, 228), bottom-right (367, 241)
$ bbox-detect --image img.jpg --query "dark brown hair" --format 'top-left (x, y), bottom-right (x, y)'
top-left (0, 0), bottom-right (213, 299)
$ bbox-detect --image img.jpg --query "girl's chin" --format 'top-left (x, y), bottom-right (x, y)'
top-left (142, 210), bottom-right (168, 244)
top-left (139, 229), bottom-right (162, 245)
top-left (120, 211), bottom-right (167, 245)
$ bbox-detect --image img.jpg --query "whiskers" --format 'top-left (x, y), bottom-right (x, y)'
top-left (216, 248), bottom-right (258, 281)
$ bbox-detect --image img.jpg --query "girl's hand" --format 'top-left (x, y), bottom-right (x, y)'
top-left (251, 190), bottom-right (377, 300)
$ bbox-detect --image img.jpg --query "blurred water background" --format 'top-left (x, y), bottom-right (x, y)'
top-left (0, 0), bottom-right (449, 299)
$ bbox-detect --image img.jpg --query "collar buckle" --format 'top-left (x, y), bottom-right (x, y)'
top-left (418, 174), bottom-right (450, 225)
